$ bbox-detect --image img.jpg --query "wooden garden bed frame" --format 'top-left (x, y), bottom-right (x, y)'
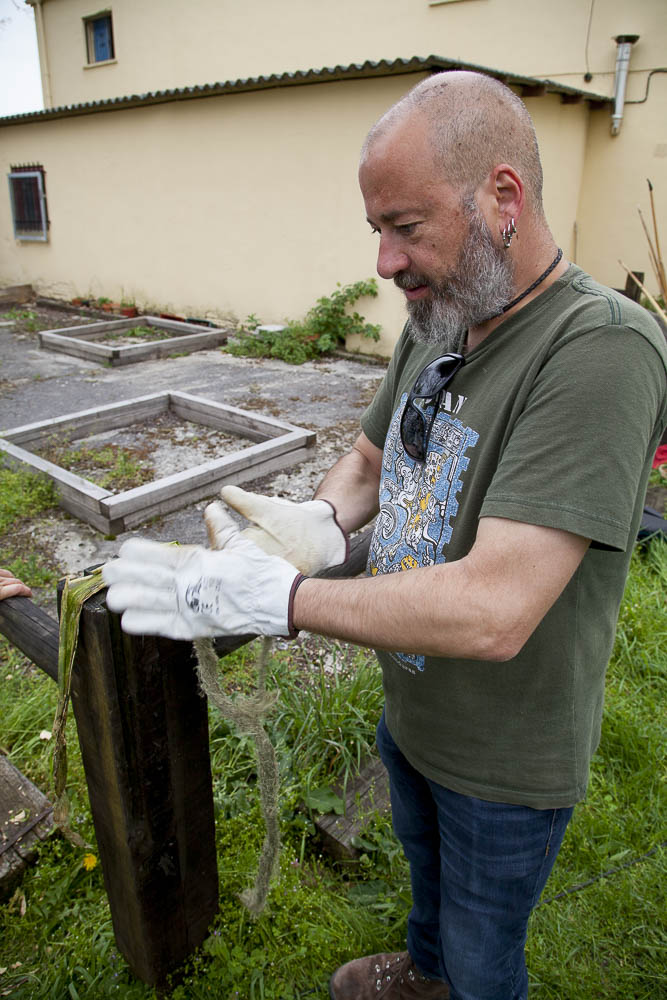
top-left (0, 391), bottom-right (316, 534)
top-left (38, 315), bottom-right (229, 366)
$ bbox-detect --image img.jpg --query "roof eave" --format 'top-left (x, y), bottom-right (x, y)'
top-left (0, 54), bottom-right (611, 126)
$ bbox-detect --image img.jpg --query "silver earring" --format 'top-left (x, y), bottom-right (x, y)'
top-left (502, 218), bottom-right (517, 249)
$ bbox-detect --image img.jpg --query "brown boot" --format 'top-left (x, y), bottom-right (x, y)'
top-left (329, 950), bottom-right (449, 999)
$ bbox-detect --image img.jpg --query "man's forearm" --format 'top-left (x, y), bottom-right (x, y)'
top-left (293, 517), bottom-right (590, 662)
top-left (294, 561), bottom-right (503, 659)
top-left (313, 435), bottom-right (381, 534)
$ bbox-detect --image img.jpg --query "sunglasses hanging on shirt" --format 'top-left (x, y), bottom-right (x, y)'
top-left (399, 353), bottom-right (465, 462)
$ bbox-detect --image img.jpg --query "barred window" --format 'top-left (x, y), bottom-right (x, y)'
top-left (8, 166), bottom-right (49, 242)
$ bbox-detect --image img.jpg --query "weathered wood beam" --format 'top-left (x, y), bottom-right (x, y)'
top-left (68, 590), bottom-right (218, 986)
top-left (0, 596), bottom-right (59, 681)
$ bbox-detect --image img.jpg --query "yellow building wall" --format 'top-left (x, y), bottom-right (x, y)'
top-left (21, 0), bottom-right (666, 338)
top-left (539, 0), bottom-right (666, 98)
top-left (534, 0), bottom-right (667, 297)
top-left (577, 74), bottom-right (667, 296)
top-left (1, 75), bottom-right (594, 355)
top-left (524, 95), bottom-right (589, 262)
top-left (34, 0), bottom-right (663, 110)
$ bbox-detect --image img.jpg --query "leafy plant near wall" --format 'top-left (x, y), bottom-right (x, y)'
top-left (2, 308), bottom-right (40, 333)
top-left (226, 279), bottom-right (381, 365)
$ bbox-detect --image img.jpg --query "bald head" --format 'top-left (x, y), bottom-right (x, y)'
top-left (362, 71), bottom-right (545, 216)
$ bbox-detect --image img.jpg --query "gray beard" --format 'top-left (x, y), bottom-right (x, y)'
top-left (399, 203), bottom-right (515, 349)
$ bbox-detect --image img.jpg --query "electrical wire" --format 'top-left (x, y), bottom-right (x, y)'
top-left (584, 0), bottom-right (596, 80)
top-left (625, 68), bottom-right (667, 104)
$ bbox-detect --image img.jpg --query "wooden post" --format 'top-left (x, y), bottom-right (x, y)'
top-left (0, 590), bottom-right (218, 987)
top-left (623, 269), bottom-right (644, 303)
top-left (67, 588), bottom-right (218, 986)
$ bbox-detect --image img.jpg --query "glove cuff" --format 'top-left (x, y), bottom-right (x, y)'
top-left (317, 499), bottom-right (350, 567)
top-left (286, 573), bottom-right (308, 638)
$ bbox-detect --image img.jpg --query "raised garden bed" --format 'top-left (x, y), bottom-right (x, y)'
top-left (38, 315), bottom-right (229, 366)
top-left (0, 392), bottom-right (315, 534)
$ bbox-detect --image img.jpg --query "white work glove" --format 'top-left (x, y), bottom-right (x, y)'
top-left (102, 524), bottom-right (305, 641)
top-left (216, 484), bottom-right (348, 575)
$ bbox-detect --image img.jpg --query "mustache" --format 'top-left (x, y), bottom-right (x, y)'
top-left (394, 271), bottom-right (432, 292)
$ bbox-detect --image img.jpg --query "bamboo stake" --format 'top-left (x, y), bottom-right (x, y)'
top-left (637, 206), bottom-right (662, 288)
top-left (646, 179), bottom-right (667, 300)
top-left (619, 260), bottom-right (667, 322)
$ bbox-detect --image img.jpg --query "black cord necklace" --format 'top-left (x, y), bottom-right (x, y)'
top-left (500, 248), bottom-right (563, 315)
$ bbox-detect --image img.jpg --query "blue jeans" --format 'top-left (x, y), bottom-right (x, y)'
top-left (376, 712), bottom-right (573, 1000)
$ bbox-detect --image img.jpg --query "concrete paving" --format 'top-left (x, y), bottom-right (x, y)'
top-left (0, 314), bottom-right (386, 602)
top-left (0, 325), bottom-right (384, 433)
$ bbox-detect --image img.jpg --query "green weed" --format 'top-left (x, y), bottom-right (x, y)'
top-left (0, 469), bottom-right (58, 535)
top-left (0, 469), bottom-right (59, 587)
top-left (226, 280), bottom-right (380, 365)
top-left (2, 308), bottom-right (40, 332)
top-left (33, 441), bottom-right (152, 492)
top-left (100, 326), bottom-right (174, 343)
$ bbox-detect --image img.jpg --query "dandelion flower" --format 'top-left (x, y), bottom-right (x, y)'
top-left (82, 853), bottom-right (98, 871)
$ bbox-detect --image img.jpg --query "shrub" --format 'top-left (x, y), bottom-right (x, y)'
top-left (226, 279), bottom-right (380, 364)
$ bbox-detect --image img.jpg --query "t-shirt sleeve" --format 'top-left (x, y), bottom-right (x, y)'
top-left (480, 324), bottom-right (667, 550)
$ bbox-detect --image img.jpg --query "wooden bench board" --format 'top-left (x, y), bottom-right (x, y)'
top-left (0, 755), bottom-right (53, 899)
top-left (314, 756), bottom-right (391, 861)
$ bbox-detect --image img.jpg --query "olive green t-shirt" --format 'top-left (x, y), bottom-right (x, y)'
top-left (361, 266), bottom-right (667, 808)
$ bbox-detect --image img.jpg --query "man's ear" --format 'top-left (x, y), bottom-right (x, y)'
top-left (491, 163), bottom-right (524, 227)
top-left (476, 163), bottom-right (524, 234)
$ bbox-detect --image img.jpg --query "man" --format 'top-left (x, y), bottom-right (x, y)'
top-left (104, 72), bottom-right (667, 1000)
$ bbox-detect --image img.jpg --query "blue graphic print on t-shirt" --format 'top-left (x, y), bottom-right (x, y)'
top-left (367, 393), bottom-right (479, 672)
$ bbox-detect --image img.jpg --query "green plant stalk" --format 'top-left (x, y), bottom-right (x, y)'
top-left (52, 568), bottom-right (106, 846)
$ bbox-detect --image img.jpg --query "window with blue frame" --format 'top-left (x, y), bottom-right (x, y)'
top-left (85, 11), bottom-right (115, 64)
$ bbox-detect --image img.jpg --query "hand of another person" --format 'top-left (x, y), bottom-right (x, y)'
top-left (0, 568), bottom-right (32, 600)
top-left (215, 484), bottom-right (348, 575)
top-left (102, 517), bottom-right (304, 641)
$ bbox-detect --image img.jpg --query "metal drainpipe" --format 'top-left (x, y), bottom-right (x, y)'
top-left (30, 0), bottom-right (53, 109)
top-left (611, 34), bottom-right (639, 136)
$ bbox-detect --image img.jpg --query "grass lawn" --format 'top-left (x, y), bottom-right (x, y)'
top-left (0, 497), bottom-right (664, 997)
